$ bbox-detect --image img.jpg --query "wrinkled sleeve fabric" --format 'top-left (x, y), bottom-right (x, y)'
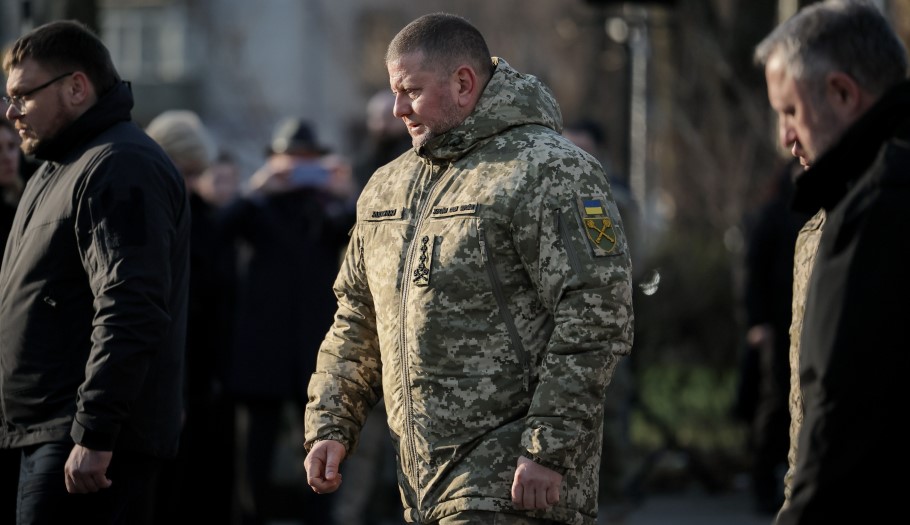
top-left (71, 150), bottom-right (183, 450)
top-left (513, 155), bottom-right (634, 471)
top-left (304, 228), bottom-right (382, 454)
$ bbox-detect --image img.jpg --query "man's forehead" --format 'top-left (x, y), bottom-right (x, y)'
top-left (764, 53), bottom-right (790, 81)
top-left (5, 59), bottom-right (43, 93)
top-left (389, 51), bottom-right (431, 74)
top-left (765, 58), bottom-right (797, 97)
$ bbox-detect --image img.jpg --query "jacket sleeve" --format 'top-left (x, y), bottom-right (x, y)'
top-left (304, 225), bottom-right (382, 454)
top-left (513, 153), bottom-right (634, 471)
top-left (71, 149), bottom-right (187, 450)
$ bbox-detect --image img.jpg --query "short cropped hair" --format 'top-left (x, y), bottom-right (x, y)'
top-left (754, 0), bottom-right (908, 98)
top-left (386, 13), bottom-right (493, 84)
top-left (3, 20), bottom-right (121, 95)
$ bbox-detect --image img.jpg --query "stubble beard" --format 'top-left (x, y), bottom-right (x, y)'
top-left (807, 106), bottom-right (845, 165)
top-left (412, 97), bottom-right (464, 149)
top-left (19, 91), bottom-right (74, 156)
top-left (20, 133), bottom-right (39, 156)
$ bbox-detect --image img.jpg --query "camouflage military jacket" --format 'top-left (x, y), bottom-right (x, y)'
top-left (305, 58), bottom-right (634, 524)
top-left (781, 209), bottom-right (825, 509)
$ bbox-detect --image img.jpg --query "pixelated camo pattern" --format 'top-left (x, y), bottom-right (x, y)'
top-left (305, 58), bottom-right (634, 524)
top-left (781, 209), bottom-right (825, 509)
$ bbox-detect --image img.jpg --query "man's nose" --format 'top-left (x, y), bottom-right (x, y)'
top-left (392, 94), bottom-right (410, 119)
top-left (779, 123), bottom-right (796, 152)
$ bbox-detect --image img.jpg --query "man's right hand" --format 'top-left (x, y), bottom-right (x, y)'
top-left (304, 439), bottom-right (346, 494)
top-left (64, 444), bottom-right (113, 494)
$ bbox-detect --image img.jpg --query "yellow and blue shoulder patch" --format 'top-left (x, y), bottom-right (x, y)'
top-left (576, 194), bottom-right (619, 256)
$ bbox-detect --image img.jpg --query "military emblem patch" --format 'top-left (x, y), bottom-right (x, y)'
top-left (577, 195), bottom-right (618, 256)
top-left (412, 234), bottom-right (434, 287)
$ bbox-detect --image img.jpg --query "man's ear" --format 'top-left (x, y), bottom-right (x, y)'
top-left (66, 71), bottom-right (95, 107)
top-left (825, 71), bottom-right (864, 120)
top-left (452, 65), bottom-right (479, 108)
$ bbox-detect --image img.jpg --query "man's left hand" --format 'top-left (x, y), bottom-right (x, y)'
top-left (511, 455), bottom-right (562, 510)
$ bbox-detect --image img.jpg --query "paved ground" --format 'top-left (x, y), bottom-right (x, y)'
top-left (613, 488), bottom-right (775, 525)
top-left (270, 488), bottom-right (775, 525)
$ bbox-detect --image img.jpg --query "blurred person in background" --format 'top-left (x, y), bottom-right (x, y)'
top-left (0, 116), bottom-right (24, 524)
top-left (197, 151), bottom-right (242, 209)
top-left (352, 89), bottom-right (413, 191)
top-left (754, 1), bottom-right (910, 523)
top-left (0, 20), bottom-right (189, 524)
top-left (304, 13), bottom-right (633, 525)
top-left (222, 117), bottom-right (354, 525)
top-left (145, 109), bottom-right (236, 524)
top-left (0, 117), bottom-right (23, 254)
top-left (562, 119), bottom-right (620, 183)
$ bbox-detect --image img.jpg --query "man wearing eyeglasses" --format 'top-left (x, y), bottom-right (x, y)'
top-left (0, 20), bottom-right (190, 524)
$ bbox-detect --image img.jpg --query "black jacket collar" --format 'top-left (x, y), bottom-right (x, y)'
top-left (792, 80), bottom-right (910, 213)
top-left (33, 80), bottom-right (134, 162)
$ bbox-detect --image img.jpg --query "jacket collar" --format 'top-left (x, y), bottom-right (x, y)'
top-left (33, 80), bottom-right (134, 162)
top-left (792, 80), bottom-right (910, 213)
top-left (417, 57), bottom-right (562, 164)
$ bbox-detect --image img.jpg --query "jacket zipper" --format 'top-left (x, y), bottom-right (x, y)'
top-left (398, 160), bottom-right (445, 513)
top-left (556, 209), bottom-right (583, 276)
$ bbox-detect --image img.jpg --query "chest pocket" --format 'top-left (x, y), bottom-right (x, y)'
top-left (360, 207), bottom-right (410, 293)
top-left (420, 202), bottom-right (485, 292)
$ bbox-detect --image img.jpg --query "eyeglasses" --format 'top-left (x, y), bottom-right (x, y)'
top-left (2, 71), bottom-right (75, 114)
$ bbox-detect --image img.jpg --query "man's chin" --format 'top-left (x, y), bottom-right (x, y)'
top-left (21, 140), bottom-right (38, 156)
top-left (412, 132), bottom-right (432, 149)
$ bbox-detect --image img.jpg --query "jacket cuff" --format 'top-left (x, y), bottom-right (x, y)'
top-left (521, 450), bottom-right (569, 476)
top-left (70, 418), bottom-right (118, 451)
top-left (304, 431), bottom-right (350, 453)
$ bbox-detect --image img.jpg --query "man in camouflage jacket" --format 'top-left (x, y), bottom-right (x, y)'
top-left (304, 13), bottom-right (634, 525)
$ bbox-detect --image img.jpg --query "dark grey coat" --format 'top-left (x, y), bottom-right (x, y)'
top-left (780, 80), bottom-right (910, 524)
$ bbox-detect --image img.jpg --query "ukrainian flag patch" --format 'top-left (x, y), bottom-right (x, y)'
top-left (576, 194), bottom-right (619, 256)
top-left (584, 199), bottom-right (605, 216)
